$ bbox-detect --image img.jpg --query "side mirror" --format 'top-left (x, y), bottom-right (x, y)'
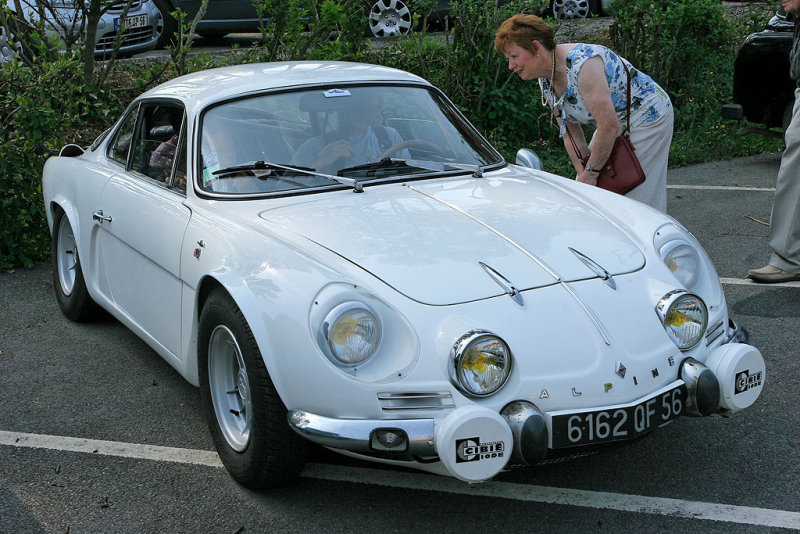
top-left (515, 148), bottom-right (543, 170)
top-left (59, 144), bottom-right (85, 158)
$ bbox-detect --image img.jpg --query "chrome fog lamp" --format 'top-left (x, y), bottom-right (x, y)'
top-left (660, 240), bottom-right (700, 290)
top-left (656, 292), bottom-right (708, 350)
top-left (450, 330), bottom-right (512, 397)
top-left (322, 302), bottom-right (381, 366)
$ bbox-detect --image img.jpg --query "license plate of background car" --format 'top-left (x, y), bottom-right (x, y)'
top-left (549, 381), bottom-right (687, 449)
top-left (114, 14), bottom-right (148, 31)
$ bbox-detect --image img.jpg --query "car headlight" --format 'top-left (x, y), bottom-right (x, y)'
top-left (659, 240), bottom-right (700, 290)
top-left (322, 302), bottom-right (381, 366)
top-left (656, 291), bottom-right (708, 350)
top-left (450, 330), bottom-right (512, 397)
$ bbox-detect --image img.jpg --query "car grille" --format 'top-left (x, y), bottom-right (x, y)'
top-left (96, 26), bottom-right (153, 52)
top-left (377, 392), bottom-right (455, 411)
top-left (107, 1), bottom-right (143, 12)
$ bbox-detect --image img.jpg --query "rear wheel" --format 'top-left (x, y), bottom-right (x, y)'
top-left (51, 208), bottom-right (100, 322)
top-left (199, 288), bottom-right (306, 489)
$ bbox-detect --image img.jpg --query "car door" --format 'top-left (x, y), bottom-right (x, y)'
top-left (97, 101), bottom-right (191, 358)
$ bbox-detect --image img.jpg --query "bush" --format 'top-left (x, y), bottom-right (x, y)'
top-left (0, 57), bottom-right (115, 270)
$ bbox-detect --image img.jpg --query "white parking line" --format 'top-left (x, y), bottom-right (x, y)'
top-left (721, 277), bottom-right (800, 288)
top-left (667, 185), bottom-right (775, 191)
top-left (2, 430), bottom-right (800, 530)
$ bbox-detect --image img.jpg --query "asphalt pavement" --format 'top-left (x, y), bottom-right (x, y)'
top-left (1, 152), bottom-right (799, 533)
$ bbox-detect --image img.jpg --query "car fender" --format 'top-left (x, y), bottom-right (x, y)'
top-left (179, 208), bottom-right (357, 399)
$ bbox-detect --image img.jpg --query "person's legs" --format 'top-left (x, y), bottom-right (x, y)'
top-left (748, 88), bottom-right (800, 282)
top-left (622, 104), bottom-right (673, 213)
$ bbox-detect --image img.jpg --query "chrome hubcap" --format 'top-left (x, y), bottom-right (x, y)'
top-left (553, 0), bottom-right (590, 19)
top-left (369, 0), bottom-right (411, 37)
top-left (56, 216), bottom-right (77, 296)
top-left (208, 325), bottom-right (252, 452)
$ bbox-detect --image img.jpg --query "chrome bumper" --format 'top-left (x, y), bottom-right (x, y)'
top-left (288, 410), bottom-right (436, 456)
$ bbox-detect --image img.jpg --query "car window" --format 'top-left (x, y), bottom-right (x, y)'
top-left (108, 106), bottom-right (139, 166)
top-left (129, 103), bottom-right (186, 185)
top-left (198, 85), bottom-right (502, 196)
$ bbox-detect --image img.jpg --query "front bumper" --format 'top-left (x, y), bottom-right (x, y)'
top-left (288, 325), bottom-right (764, 482)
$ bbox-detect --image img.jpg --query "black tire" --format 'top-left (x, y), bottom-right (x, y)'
top-left (198, 288), bottom-right (306, 489)
top-left (153, 0), bottom-right (179, 49)
top-left (51, 208), bottom-right (101, 322)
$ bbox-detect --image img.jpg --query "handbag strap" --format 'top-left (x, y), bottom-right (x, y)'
top-left (563, 60), bottom-right (632, 162)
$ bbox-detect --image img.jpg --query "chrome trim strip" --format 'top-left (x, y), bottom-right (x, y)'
top-left (569, 247), bottom-right (616, 290)
top-left (705, 319), bottom-right (725, 346)
top-left (378, 392), bottom-right (455, 411)
top-left (288, 410), bottom-right (436, 455)
top-left (479, 262), bottom-right (524, 306)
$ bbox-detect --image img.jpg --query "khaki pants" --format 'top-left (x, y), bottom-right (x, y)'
top-left (769, 88), bottom-right (800, 273)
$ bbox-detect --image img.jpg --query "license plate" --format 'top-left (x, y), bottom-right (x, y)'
top-left (114, 14), bottom-right (148, 31)
top-left (550, 382), bottom-right (687, 448)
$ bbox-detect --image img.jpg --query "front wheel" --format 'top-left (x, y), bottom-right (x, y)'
top-left (199, 288), bottom-right (306, 489)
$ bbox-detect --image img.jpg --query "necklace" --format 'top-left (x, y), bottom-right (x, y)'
top-left (540, 47), bottom-right (556, 107)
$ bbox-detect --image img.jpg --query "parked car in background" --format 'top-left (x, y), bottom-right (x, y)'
top-left (152, 0), bottom-right (461, 43)
top-left (0, 0), bottom-right (160, 63)
top-left (43, 60), bottom-right (764, 489)
top-left (722, 5), bottom-right (796, 134)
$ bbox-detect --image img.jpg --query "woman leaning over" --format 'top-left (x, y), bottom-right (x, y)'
top-left (495, 14), bottom-right (673, 212)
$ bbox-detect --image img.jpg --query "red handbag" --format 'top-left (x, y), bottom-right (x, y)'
top-left (565, 64), bottom-right (645, 196)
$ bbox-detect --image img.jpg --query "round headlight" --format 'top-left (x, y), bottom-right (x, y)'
top-left (660, 240), bottom-right (700, 290)
top-left (323, 303), bottom-right (381, 366)
top-left (450, 331), bottom-right (512, 397)
top-left (656, 292), bottom-right (707, 350)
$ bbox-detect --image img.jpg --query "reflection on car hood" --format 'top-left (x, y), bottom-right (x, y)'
top-left (259, 171), bottom-right (645, 305)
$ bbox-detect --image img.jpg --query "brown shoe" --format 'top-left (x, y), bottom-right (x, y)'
top-left (747, 264), bottom-right (800, 283)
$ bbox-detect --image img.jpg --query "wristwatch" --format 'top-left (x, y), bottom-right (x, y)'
top-left (585, 162), bottom-right (601, 173)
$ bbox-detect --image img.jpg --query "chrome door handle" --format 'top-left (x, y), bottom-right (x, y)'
top-left (92, 210), bottom-right (112, 223)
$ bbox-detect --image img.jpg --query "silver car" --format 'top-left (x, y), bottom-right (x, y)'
top-left (1, 0), bottom-right (160, 62)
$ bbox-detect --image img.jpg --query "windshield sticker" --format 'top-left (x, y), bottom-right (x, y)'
top-left (323, 89), bottom-right (351, 98)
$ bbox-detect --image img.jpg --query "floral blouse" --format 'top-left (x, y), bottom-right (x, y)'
top-left (539, 44), bottom-right (671, 137)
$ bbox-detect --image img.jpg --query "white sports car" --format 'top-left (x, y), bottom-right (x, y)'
top-left (42, 61), bottom-right (765, 488)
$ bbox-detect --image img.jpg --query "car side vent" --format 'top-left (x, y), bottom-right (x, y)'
top-left (378, 392), bottom-right (455, 411)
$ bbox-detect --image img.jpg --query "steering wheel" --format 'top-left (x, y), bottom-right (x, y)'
top-left (377, 139), bottom-right (445, 161)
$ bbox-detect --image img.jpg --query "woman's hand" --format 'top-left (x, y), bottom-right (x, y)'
top-left (577, 169), bottom-right (599, 186)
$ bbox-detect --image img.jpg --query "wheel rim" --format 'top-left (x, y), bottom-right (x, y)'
top-left (368, 0), bottom-right (412, 38)
top-left (56, 216), bottom-right (78, 297)
top-left (552, 0), bottom-right (590, 19)
top-left (208, 325), bottom-right (252, 452)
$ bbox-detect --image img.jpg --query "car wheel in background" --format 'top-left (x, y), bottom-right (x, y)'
top-left (368, 0), bottom-right (412, 37)
top-left (51, 208), bottom-right (101, 322)
top-left (551, 0), bottom-right (600, 19)
top-left (153, 0), bottom-right (179, 49)
top-left (199, 288), bottom-right (306, 489)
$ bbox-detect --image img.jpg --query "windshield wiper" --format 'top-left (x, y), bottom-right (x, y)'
top-left (401, 159), bottom-right (485, 178)
top-left (212, 161), bottom-right (364, 192)
top-left (338, 158), bottom-right (485, 178)
top-left (212, 161), bottom-right (315, 178)
top-left (337, 157), bottom-right (410, 175)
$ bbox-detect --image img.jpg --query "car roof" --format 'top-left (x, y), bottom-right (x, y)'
top-left (140, 61), bottom-right (430, 114)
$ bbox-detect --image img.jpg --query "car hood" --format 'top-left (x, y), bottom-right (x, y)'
top-left (259, 172), bottom-right (645, 305)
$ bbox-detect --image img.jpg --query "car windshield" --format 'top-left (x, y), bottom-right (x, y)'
top-left (198, 84), bottom-right (502, 196)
